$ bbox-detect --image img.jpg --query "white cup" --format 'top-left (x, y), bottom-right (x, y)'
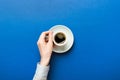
top-left (53, 31), bottom-right (67, 46)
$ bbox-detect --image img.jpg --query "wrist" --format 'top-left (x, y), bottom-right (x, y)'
top-left (40, 57), bottom-right (51, 66)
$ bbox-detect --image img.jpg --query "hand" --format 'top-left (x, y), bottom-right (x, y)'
top-left (37, 31), bottom-right (53, 66)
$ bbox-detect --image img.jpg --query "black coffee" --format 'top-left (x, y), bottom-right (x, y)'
top-left (55, 33), bottom-right (66, 44)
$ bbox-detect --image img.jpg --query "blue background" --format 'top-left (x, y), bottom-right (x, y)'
top-left (0, 0), bottom-right (120, 80)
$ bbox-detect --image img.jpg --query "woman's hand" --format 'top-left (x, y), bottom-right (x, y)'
top-left (37, 31), bottom-right (53, 66)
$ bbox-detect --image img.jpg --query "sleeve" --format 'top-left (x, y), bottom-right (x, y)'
top-left (33, 63), bottom-right (50, 80)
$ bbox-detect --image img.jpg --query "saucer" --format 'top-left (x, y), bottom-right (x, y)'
top-left (49, 25), bottom-right (74, 53)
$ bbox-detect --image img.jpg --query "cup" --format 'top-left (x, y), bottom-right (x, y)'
top-left (53, 32), bottom-right (67, 46)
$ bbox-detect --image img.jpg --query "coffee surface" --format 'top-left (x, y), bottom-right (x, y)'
top-left (55, 33), bottom-right (66, 43)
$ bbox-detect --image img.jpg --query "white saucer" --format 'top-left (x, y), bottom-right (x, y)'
top-left (49, 25), bottom-right (74, 53)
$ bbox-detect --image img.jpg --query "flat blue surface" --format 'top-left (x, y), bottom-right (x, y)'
top-left (0, 0), bottom-right (120, 80)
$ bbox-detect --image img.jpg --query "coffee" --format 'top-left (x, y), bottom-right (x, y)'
top-left (54, 32), bottom-right (66, 44)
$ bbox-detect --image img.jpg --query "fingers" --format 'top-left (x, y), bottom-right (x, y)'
top-left (38, 31), bottom-right (53, 45)
top-left (48, 31), bottom-right (53, 43)
top-left (40, 31), bottom-right (49, 40)
top-left (38, 31), bottom-right (49, 44)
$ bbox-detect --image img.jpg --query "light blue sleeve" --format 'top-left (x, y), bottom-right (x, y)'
top-left (33, 63), bottom-right (49, 80)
